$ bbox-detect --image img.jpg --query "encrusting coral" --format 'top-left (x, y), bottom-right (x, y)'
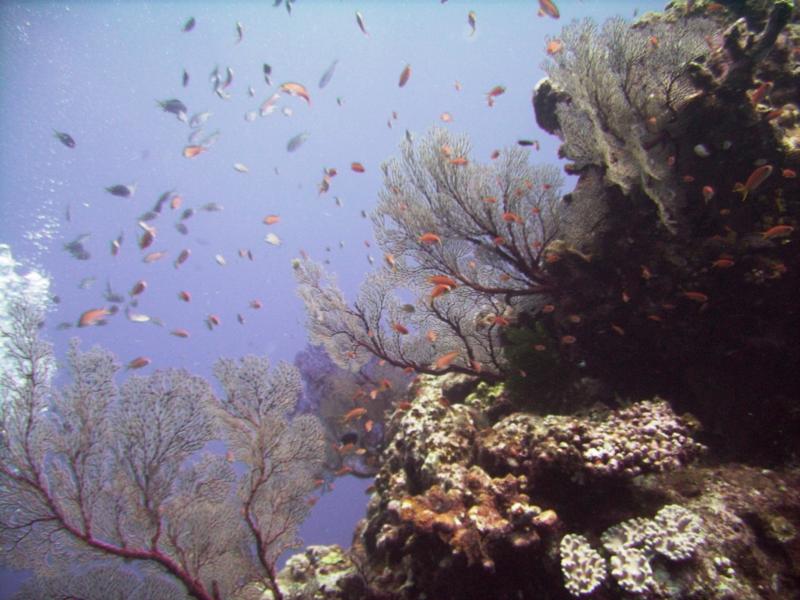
top-left (480, 399), bottom-right (705, 482)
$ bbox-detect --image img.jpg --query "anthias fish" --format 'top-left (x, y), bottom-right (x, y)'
top-left (734, 165), bottom-right (773, 201)
top-left (538, 0), bottom-right (560, 19)
top-left (398, 64), bottom-right (412, 88)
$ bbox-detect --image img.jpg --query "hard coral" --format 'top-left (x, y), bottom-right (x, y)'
top-left (482, 398), bottom-right (705, 483)
top-left (560, 504), bottom-right (705, 597)
top-left (559, 533), bottom-right (607, 597)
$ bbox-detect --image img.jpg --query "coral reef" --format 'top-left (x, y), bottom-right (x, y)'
top-left (274, 2), bottom-right (800, 599)
top-left (531, 0), bottom-right (800, 462)
top-left (480, 399), bottom-right (705, 482)
top-left (278, 374), bottom-right (800, 599)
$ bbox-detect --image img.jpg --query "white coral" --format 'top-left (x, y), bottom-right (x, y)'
top-left (651, 504), bottom-right (704, 560)
top-left (560, 534), bottom-right (607, 597)
top-left (609, 547), bottom-right (655, 594)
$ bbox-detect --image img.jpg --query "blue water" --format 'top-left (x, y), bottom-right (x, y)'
top-left (0, 1), bottom-right (664, 596)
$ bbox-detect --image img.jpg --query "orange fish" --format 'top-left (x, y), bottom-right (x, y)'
top-left (702, 186), bottom-right (715, 203)
top-left (263, 215), bottom-right (280, 225)
top-left (534, 344), bottom-right (546, 351)
top-left (610, 324), bottom-right (625, 336)
top-left (482, 196), bottom-right (497, 204)
top-left (734, 164), bottom-right (773, 201)
top-left (170, 195), bottom-right (183, 210)
top-left (544, 252), bottom-right (560, 263)
top-left (335, 466), bottom-right (353, 477)
top-left (280, 82), bottom-right (311, 106)
top-left (342, 407), bottom-right (368, 422)
top-left (143, 251), bottom-right (167, 263)
top-left (538, 0), bottom-right (560, 19)
top-left (428, 275), bottom-right (457, 287)
top-left (78, 307), bottom-right (110, 328)
top-left (712, 258), bottom-right (735, 268)
top-left (250, 299), bottom-right (263, 309)
top-left (449, 157), bottom-right (468, 166)
top-left (782, 168), bottom-right (797, 179)
top-left (392, 322), bottom-right (409, 335)
top-left (182, 145), bottom-right (207, 159)
top-left (419, 232), bottom-right (441, 244)
top-left (430, 284), bottom-right (452, 299)
top-left (174, 248), bottom-right (191, 268)
top-left (171, 328), bottom-right (190, 338)
top-left (139, 229), bottom-right (155, 250)
top-left (490, 149), bottom-right (500, 160)
top-left (126, 356), bottom-right (151, 370)
top-left (492, 315), bottom-right (510, 326)
top-left (542, 304), bottom-right (555, 313)
top-left (682, 291), bottom-right (709, 303)
top-left (178, 290), bottom-right (191, 302)
top-left (761, 224), bottom-right (794, 239)
top-left (398, 64), bottom-right (412, 87)
top-left (749, 81), bottom-right (772, 106)
top-left (385, 253), bottom-right (396, 269)
top-left (434, 350), bottom-right (460, 369)
top-left (560, 335), bottom-right (576, 345)
top-left (206, 314), bottom-right (221, 328)
top-left (364, 419), bottom-right (374, 432)
top-left (440, 112), bottom-right (453, 123)
top-left (766, 107), bottom-right (784, 120)
top-left (130, 280), bottom-right (147, 296)
top-left (546, 39), bottom-right (563, 55)
top-left (426, 330), bottom-right (438, 343)
top-left (502, 212), bottom-right (523, 223)
top-left (486, 85), bottom-right (505, 107)
top-left (351, 162), bottom-right (366, 173)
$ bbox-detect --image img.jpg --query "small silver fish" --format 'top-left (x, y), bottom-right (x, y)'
top-left (189, 111), bottom-right (212, 128)
top-left (319, 59), bottom-right (339, 89)
top-left (355, 11), bottom-right (369, 36)
top-left (287, 132), bottom-right (309, 152)
top-left (106, 183), bottom-right (136, 198)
